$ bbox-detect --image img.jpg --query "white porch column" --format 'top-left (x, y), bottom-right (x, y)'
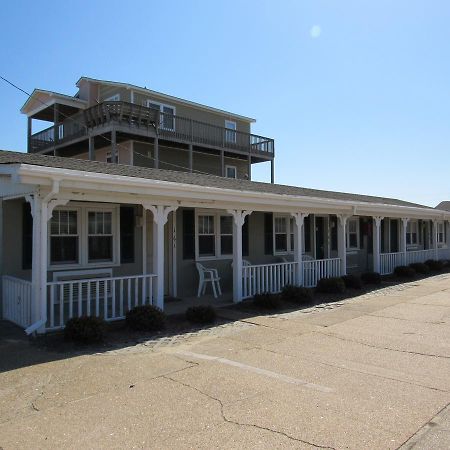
top-left (291, 212), bottom-right (308, 286)
top-left (400, 218), bottom-right (409, 265)
top-left (228, 209), bottom-right (252, 303)
top-left (372, 216), bottom-right (383, 273)
top-left (143, 204), bottom-right (178, 310)
top-left (337, 215), bottom-right (349, 276)
top-left (432, 219), bottom-right (439, 260)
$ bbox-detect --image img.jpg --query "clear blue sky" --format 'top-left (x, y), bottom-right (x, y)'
top-left (1, 0), bottom-right (449, 206)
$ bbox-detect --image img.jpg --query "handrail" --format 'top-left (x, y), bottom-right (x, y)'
top-left (29, 101), bottom-right (275, 155)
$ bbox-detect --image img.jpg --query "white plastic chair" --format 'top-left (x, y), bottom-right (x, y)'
top-left (195, 262), bottom-right (222, 298)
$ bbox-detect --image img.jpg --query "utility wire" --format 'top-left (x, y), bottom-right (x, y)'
top-left (0, 75), bottom-right (222, 175)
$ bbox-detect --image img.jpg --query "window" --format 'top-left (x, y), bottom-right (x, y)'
top-left (225, 120), bottom-right (237, 143)
top-left (49, 205), bottom-right (119, 268)
top-left (88, 212), bottom-right (113, 262)
top-left (195, 211), bottom-right (235, 259)
top-left (406, 220), bottom-right (418, 246)
top-left (106, 151), bottom-right (118, 164)
top-left (274, 216), bottom-right (288, 253)
top-left (146, 100), bottom-right (175, 131)
top-left (105, 94), bottom-right (120, 101)
top-left (225, 165), bottom-right (237, 179)
top-left (197, 215), bottom-right (215, 257)
top-left (346, 217), bottom-right (360, 250)
top-left (50, 210), bottom-right (79, 265)
top-left (437, 222), bottom-right (445, 244)
top-left (220, 216), bottom-right (233, 255)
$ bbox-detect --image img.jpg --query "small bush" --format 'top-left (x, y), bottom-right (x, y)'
top-left (126, 305), bottom-right (166, 331)
top-left (185, 305), bottom-right (217, 324)
top-left (361, 272), bottom-right (382, 285)
top-left (316, 277), bottom-right (346, 294)
top-left (64, 316), bottom-right (105, 344)
top-left (394, 265), bottom-right (416, 279)
top-left (425, 259), bottom-right (444, 272)
top-left (341, 274), bottom-right (363, 290)
top-left (253, 292), bottom-right (282, 310)
top-left (281, 285), bottom-right (313, 304)
top-left (409, 263), bottom-right (430, 275)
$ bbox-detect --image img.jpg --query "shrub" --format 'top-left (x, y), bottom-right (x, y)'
top-left (316, 277), bottom-right (345, 294)
top-left (64, 316), bottom-right (105, 344)
top-left (126, 305), bottom-right (166, 331)
top-left (341, 274), bottom-right (363, 290)
top-left (409, 263), bottom-right (430, 275)
top-left (253, 292), bottom-right (282, 310)
top-left (361, 272), bottom-right (382, 285)
top-left (281, 285), bottom-right (313, 304)
top-left (185, 305), bottom-right (217, 324)
top-left (394, 265), bottom-right (416, 279)
top-left (425, 259), bottom-right (444, 272)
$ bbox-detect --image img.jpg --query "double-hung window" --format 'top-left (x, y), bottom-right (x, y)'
top-left (437, 221), bottom-right (445, 244)
top-left (197, 215), bottom-right (215, 257)
top-left (50, 210), bottom-right (79, 265)
top-left (406, 221), bottom-right (418, 246)
top-left (274, 216), bottom-right (288, 253)
top-left (220, 216), bottom-right (233, 255)
top-left (225, 165), bottom-right (237, 179)
top-left (346, 217), bottom-right (360, 250)
top-left (146, 100), bottom-right (175, 131)
top-left (225, 120), bottom-right (237, 143)
top-left (88, 211), bottom-right (113, 263)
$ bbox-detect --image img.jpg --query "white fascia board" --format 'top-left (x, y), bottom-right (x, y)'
top-left (11, 164), bottom-right (449, 220)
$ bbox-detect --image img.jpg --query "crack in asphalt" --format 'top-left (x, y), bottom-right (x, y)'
top-left (367, 313), bottom-right (446, 325)
top-left (314, 331), bottom-right (450, 360)
top-left (163, 375), bottom-right (336, 449)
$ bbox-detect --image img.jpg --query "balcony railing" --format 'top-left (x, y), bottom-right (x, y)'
top-left (29, 101), bottom-right (275, 156)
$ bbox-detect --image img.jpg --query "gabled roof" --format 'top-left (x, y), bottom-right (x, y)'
top-left (436, 201), bottom-right (450, 211)
top-left (20, 89), bottom-right (87, 116)
top-left (0, 150), bottom-right (436, 212)
top-left (76, 76), bottom-right (256, 123)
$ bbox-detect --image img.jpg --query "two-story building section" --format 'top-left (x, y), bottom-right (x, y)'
top-left (21, 77), bottom-right (276, 182)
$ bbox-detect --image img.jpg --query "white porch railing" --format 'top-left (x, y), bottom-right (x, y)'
top-left (302, 258), bottom-right (341, 288)
top-left (2, 276), bottom-right (33, 328)
top-left (242, 262), bottom-right (297, 299)
top-left (405, 249), bottom-right (436, 265)
top-left (438, 247), bottom-right (450, 260)
top-left (380, 252), bottom-right (404, 275)
top-left (46, 274), bottom-right (157, 330)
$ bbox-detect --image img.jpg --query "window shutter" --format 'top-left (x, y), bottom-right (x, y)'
top-left (22, 202), bottom-right (33, 270)
top-left (120, 207), bottom-right (135, 263)
top-left (242, 215), bottom-right (249, 257)
top-left (304, 216), bottom-right (311, 252)
top-left (183, 209), bottom-right (195, 260)
top-left (264, 213), bottom-right (273, 255)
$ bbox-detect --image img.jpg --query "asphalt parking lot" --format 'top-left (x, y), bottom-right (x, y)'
top-left (1, 274), bottom-right (449, 449)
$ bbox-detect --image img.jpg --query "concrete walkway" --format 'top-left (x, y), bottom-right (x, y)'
top-left (1, 275), bottom-right (449, 449)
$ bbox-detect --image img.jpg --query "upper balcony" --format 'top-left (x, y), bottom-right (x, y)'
top-left (29, 101), bottom-right (275, 160)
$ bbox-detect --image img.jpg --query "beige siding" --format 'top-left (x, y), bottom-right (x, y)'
top-left (74, 141), bottom-right (133, 165)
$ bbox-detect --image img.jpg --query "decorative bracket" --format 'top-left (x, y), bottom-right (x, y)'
top-left (291, 212), bottom-right (309, 227)
top-left (47, 198), bottom-right (69, 220)
top-left (337, 214), bottom-right (350, 227)
top-left (142, 204), bottom-right (178, 226)
top-left (227, 209), bottom-right (252, 227)
top-left (373, 216), bottom-right (384, 228)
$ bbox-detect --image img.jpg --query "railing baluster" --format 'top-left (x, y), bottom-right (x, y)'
top-left (69, 283), bottom-right (73, 319)
top-left (96, 281), bottom-right (100, 316)
top-left (59, 284), bottom-right (64, 328)
top-left (120, 279), bottom-right (124, 317)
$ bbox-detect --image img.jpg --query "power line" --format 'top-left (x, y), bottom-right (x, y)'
top-left (0, 75), bottom-right (221, 175)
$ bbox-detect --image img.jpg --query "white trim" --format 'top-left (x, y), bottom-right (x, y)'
top-left (346, 217), bottom-right (360, 251)
top-left (406, 219), bottom-right (419, 247)
top-left (146, 100), bottom-right (176, 131)
top-left (225, 120), bottom-right (237, 144)
top-left (273, 214), bottom-right (293, 256)
top-left (48, 202), bottom-right (120, 270)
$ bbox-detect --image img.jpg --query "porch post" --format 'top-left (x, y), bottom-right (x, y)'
top-left (53, 104), bottom-right (59, 149)
top-left (111, 128), bottom-right (117, 163)
top-left (372, 216), bottom-right (383, 273)
top-left (27, 117), bottom-right (32, 153)
top-left (154, 136), bottom-right (159, 169)
top-left (143, 204), bottom-right (178, 310)
top-left (228, 209), bottom-right (252, 303)
top-left (432, 219), bottom-right (439, 260)
top-left (400, 218), bottom-right (409, 265)
top-left (188, 143), bottom-right (193, 173)
top-left (291, 212), bottom-right (308, 286)
top-left (270, 160), bottom-right (275, 184)
top-left (337, 215), bottom-right (349, 275)
top-left (88, 135), bottom-right (95, 160)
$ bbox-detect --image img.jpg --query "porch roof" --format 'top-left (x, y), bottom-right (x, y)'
top-left (0, 150), bottom-right (440, 213)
